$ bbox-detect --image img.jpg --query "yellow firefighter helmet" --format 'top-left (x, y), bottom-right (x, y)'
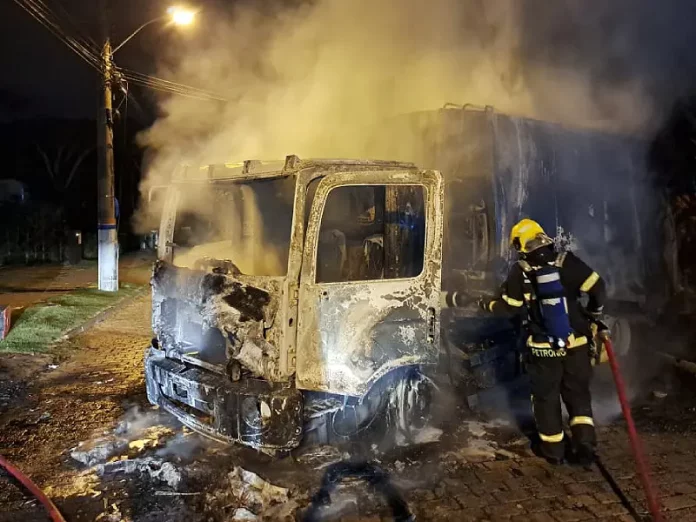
top-left (510, 218), bottom-right (554, 253)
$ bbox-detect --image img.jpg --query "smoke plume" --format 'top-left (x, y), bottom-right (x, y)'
top-left (129, 0), bottom-right (696, 436)
top-left (134, 0), bottom-right (696, 232)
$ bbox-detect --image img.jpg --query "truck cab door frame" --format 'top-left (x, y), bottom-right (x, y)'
top-left (296, 169), bottom-right (444, 398)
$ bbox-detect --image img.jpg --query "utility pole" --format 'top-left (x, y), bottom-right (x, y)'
top-left (97, 5), bottom-right (118, 292)
top-left (14, 0), bottom-right (200, 291)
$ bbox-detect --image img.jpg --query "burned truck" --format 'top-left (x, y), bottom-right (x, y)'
top-left (145, 105), bottom-right (659, 454)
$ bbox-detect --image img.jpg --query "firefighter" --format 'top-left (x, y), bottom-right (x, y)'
top-left (478, 218), bottom-right (606, 466)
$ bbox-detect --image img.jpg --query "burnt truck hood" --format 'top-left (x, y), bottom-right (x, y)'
top-left (151, 261), bottom-right (286, 381)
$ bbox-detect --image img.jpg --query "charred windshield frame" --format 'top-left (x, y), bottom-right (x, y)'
top-left (167, 174), bottom-right (296, 277)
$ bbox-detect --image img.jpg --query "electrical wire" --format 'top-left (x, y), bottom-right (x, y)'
top-left (46, 0), bottom-right (99, 44)
top-left (22, 0), bottom-right (100, 66)
top-left (114, 82), bottom-right (128, 113)
top-left (119, 68), bottom-right (216, 92)
top-left (12, 0), bottom-right (100, 71)
top-left (14, 0), bottom-right (226, 103)
top-left (124, 89), bottom-right (150, 123)
top-left (120, 69), bottom-right (227, 101)
top-left (45, 0), bottom-right (99, 52)
top-left (126, 82), bottom-right (224, 101)
top-left (124, 76), bottom-right (226, 102)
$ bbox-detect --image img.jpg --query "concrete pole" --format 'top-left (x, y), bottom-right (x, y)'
top-left (97, 39), bottom-right (118, 291)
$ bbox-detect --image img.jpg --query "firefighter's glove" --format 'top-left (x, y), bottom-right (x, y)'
top-left (590, 317), bottom-right (611, 343)
top-left (477, 297), bottom-right (494, 313)
top-left (594, 319), bottom-right (610, 337)
top-left (590, 340), bottom-right (604, 365)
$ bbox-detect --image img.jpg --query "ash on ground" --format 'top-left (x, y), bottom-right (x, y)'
top-left (43, 401), bottom-right (528, 522)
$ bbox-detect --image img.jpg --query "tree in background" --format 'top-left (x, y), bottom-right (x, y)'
top-left (0, 121), bottom-right (95, 265)
top-left (35, 141), bottom-right (94, 196)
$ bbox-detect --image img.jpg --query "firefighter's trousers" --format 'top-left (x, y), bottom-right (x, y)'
top-left (526, 344), bottom-right (596, 460)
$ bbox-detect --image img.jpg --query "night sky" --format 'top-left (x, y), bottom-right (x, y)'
top-left (3, 0), bottom-right (696, 122)
top-left (1, 0), bottom-right (696, 246)
top-left (0, 0), bottom-right (208, 237)
top-left (0, 0), bottom-right (207, 120)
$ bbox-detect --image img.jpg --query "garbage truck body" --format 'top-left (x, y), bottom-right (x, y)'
top-left (145, 106), bottom-right (659, 453)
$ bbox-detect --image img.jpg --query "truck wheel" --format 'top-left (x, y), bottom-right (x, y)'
top-left (605, 316), bottom-right (632, 358)
top-left (391, 368), bottom-right (436, 445)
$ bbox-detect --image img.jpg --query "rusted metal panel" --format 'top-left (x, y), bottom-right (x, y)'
top-left (296, 169), bottom-right (444, 398)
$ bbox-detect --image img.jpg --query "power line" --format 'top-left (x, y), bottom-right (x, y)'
top-left (22, 0), bottom-right (100, 65)
top-left (13, 0), bottom-right (100, 71)
top-left (124, 75), bottom-right (226, 102)
top-left (120, 68), bottom-right (214, 92)
top-left (14, 0), bottom-right (227, 103)
top-left (45, 0), bottom-right (99, 52)
top-left (119, 68), bottom-right (227, 101)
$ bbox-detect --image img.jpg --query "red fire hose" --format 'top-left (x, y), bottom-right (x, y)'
top-left (601, 334), bottom-right (664, 521)
top-left (0, 454), bottom-right (66, 522)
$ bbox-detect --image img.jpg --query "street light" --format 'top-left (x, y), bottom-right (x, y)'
top-left (97, 5), bottom-right (197, 291)
top-left (111, 6), bottom-right (197, 55)
top-left (168, 6), bottom-right (196, 26)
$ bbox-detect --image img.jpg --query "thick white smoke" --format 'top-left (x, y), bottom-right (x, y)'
top-left (132, 0), bottom-right (696, 428)
top-left (133, 0), bottom-right (695, 233)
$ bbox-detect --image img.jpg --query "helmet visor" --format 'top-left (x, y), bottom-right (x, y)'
top-left (523, 233), bottom-right (553, 253)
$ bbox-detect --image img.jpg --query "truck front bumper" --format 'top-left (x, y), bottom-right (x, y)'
top-left (145, 347), bottom-right (303, 454)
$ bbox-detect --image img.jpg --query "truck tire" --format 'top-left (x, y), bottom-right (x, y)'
top-left (324, 368), bottom-right (438, 449)
top-left (390, 367), bottom-right (436, 445)
top-left (605, 315), bottom-right (632, 358)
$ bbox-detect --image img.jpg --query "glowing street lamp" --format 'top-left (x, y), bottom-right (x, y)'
top-left (111, 6), bottom-right (197, 55)
top-left (168, 6), bottom-right (196, 26)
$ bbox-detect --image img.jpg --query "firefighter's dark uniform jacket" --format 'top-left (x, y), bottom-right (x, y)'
top-left (489, 249), bottom-right (606, 459)
top-left (488, 250), bottom-right (606, 352)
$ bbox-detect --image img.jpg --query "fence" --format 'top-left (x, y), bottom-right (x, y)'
top-left (0, 202), bottom-right (68, 265)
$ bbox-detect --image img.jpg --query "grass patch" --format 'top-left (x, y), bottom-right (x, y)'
top-left (0, 284), bottom-right (143, 353)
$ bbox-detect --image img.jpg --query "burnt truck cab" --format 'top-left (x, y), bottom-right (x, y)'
top-left (146, 106), bottom-right (660, 454)
top-left (145, 157), bottom-right (445, 454)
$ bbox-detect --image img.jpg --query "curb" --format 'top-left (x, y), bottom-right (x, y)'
top-left (57, 285), bottom-right (150, 344)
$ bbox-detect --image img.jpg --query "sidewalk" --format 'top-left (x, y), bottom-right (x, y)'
top-left (0, 252), bottom-right (154, 312)
top-left (0, 252), bottom-right (153, 353)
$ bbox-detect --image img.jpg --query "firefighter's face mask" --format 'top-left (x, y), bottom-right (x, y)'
top-left (512, 232), bottom-right (554, 256)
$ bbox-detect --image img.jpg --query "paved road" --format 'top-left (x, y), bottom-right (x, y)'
top-left (0, 294), bottom-right (153, 521)
top-left (0, 294), bottom-right (695, 521)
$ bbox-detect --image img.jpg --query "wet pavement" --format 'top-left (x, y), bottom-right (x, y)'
top-left (0, 294), bottom-right (696, 521)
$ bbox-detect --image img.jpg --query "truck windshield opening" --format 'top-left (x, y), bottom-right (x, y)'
top-left (171, 176), bottom-right (295, 276)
